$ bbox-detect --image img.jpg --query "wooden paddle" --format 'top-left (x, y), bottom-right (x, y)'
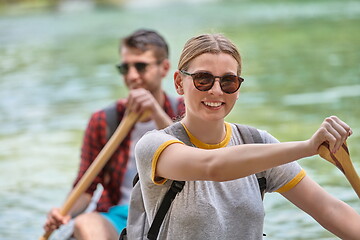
top-left (318, 141), bottom-right (360, 199)
top-left (40, 110), bottom-right (143, 240)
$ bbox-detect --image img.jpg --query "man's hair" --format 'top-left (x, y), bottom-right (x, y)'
top-left (121, 29), bottom-right (169, 61)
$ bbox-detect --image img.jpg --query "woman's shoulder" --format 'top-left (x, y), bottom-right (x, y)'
top-left (138, 123), bottom-right (182, 146)
top-left (229, 123), bottom-right (279, 144)
top-left (163, 122), bottom-right (183, 134)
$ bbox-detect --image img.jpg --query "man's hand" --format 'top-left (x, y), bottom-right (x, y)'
top-left (43, 208), bottom-right (71, 232)
top-left (126, 88), bottom-right (173, 129)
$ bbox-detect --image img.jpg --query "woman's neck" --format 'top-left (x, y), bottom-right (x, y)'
top-left (181, 116), bottom-right (226, 145)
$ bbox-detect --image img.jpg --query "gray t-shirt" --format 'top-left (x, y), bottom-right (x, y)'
top-left (133, 122), bottom-right (305, 239)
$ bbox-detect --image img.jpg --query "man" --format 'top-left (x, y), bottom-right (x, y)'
top-left (43, 29), bottom-right (185, 240)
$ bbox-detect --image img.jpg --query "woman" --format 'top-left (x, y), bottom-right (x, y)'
top-left (132, 34), bottom-right (360, 239)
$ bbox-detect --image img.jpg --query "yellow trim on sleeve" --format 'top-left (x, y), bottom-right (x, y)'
top-left (151, 140), bottom-right (184, 185)
top-left (275, 169), bottom-right (306, 193)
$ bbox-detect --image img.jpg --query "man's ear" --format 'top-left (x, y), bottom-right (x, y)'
top-left (174, 71), bottom-right (184, 95)
top-left (160, 59), bottom-right (170, 77)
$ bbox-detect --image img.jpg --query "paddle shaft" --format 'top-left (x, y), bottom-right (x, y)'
top-left (339, 153), bottom-right (360, 199)
top-left (40, 111), bottom-right (140, 240)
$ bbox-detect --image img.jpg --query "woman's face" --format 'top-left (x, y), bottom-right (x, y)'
top-left (176, 53), bottom-right (240, 122)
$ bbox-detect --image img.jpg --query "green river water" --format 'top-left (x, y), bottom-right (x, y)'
top-left (0, 0), bottom-right (359, 239)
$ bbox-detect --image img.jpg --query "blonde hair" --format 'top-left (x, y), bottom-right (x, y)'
top-left (178, 34), bottom-right (242, 75)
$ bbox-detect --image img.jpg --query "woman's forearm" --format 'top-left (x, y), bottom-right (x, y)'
top-left (206, 140), bottom-right (313, 181)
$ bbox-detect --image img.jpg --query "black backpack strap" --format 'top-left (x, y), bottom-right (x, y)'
top-left (104, 102), bottom-right (119, 140)
top-left (129, 174), bottom-right (185, 240)
top-left (257, 176), bottom-right (267, 200)
top-left (235, 124), bottom-right (263, 144)
top-left (147, 180), bottom-right (185, 240)
top-left (132, 173), bottom-right (139, 187)
top-left (235, 124), bottom-right (267, 199)
top-left (119, 228), bottom-right (127, 240)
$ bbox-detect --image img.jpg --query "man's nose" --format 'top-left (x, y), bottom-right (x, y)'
top-left (126, 65), bottom-right (141, 80)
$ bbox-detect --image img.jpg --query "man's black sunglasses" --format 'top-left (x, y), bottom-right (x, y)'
top-left (180, 70), bottom-right (244, 94)
top-left (116, 61), bottom-right (158, 75)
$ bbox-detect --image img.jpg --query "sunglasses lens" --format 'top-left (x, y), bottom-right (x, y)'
top-left (221, 75), bottom-right (240, 94)
top-left (192, 72), bottom-right (214, 91)
top-left (117, 62), bottom-right (149, 75)
top-left (134, 62), bottom-right (148, 73)
top-left (183, 70), bottom-right (244, 94)
top-left (118, 64), bottom-right (129, 75)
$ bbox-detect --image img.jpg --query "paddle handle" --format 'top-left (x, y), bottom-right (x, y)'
top-left (40, 111), bottom-right (141, 240)
top-left (319, 142), bottom-right (360, 199)
top-left (39, 232), bottom-right (51, 240)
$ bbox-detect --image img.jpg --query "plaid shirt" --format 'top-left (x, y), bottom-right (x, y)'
top-left (73, 93), bottom-right (185, 212)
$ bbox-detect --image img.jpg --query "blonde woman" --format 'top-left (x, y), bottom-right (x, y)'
top-left (130, 34), bottom-right (360, 239)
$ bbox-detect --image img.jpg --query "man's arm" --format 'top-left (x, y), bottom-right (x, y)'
top-left (43, 193), bottom-right (91, 232)
top-left (43, 111), bottom-right (106, 232)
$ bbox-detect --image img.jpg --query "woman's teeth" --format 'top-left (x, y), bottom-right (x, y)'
top-left (204, 102), bottom-right (222, 107)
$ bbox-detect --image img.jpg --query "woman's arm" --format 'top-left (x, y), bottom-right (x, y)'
top-left (156, 116), bottom-right (352, 182)
top-left (282, 176), bottom-right (360, 239)
top-left (156, 140), bottom-right (313, 181)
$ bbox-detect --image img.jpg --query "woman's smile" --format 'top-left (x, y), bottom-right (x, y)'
top-left (202, 101), bottom-right (224, 108)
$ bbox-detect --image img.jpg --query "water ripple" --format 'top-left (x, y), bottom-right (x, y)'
top-left (283, 84), bottom-right (360, 105)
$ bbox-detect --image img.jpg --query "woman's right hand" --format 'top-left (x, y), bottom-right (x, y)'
top-left (309, 116), bottom-right (352, 155)
top-left (43, 207), bottom-right (71, 232)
